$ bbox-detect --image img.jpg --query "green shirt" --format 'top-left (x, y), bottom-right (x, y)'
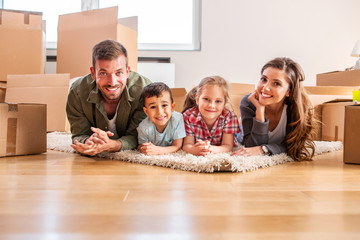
top-left (66, 71), bottom-right (151, 150)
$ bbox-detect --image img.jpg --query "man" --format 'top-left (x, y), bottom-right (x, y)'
top-left (66, 39), bottom-right (151, 156)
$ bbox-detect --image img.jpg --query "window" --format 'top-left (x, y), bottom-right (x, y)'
top-left (99, 0), bottom-right (201, 50)
top-left (2, 0), bottom-right (201, 51)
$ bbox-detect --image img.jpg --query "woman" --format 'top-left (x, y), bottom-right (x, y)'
top-left (232, 57), bottom-right (315, 161)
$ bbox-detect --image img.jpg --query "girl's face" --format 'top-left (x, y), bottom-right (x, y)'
top-left (196, 85), bottom-right (226, 126)
top-left (256, 67), bottom-right (290, 108)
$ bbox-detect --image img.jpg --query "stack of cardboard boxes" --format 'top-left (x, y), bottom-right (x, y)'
top-left (316, 70), bottom-right (360, 164)
top-left (0, 9), bottom-right (48, 157)
top-left (0, 6), bottom-right (138, 157)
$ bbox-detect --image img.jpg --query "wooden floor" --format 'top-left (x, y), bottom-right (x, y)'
top-left (0, 149), bottom-right (360, 240)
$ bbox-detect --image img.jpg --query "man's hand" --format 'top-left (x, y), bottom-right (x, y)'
top-left (71, 127), bottom-right (121, 156)
top-left (85, 127), bottom-right (114, 145)
top-left (71, 140), bottom-right (106, 156)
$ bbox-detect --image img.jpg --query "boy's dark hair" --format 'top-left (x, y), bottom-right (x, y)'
top-left (141, 82), bottom-right (174, 103)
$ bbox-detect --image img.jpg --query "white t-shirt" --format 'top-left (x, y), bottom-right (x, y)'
top-left (268, 105), bottom-right (287, 144)
top-left (106, 103), bottom-right (120, 139)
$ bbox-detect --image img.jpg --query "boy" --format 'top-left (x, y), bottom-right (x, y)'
top-left (137, 82), bottom-right (186, 155)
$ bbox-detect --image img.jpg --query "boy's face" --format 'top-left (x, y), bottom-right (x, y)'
top-left (143, 91), bottom-right (175, 133)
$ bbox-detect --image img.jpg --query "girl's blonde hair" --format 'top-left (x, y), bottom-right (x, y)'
top-left (182, 76), bottom-right (233, 113)
top-left (262, 58), bottom-right (315, 161)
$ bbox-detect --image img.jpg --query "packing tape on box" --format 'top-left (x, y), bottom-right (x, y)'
top-left (6, 118), bottom-right (17, 155)
top-left (6, 104), bottom-right (18, 156)
top-left (24, 13), bottom-right (30, 24)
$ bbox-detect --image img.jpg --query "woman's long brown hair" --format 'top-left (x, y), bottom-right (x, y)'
top-left (262, 58), bottom-right (315, 161)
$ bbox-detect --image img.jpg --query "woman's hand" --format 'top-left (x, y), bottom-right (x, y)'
top-left (231, 146), bottom-right (264, 157)
top-left (248, 91), bottom-right (266, 122)
top-left (248, 91), bottom-right (263, 109)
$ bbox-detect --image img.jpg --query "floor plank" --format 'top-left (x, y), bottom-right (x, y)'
top-left (0, 149), bottom-right (359, 239)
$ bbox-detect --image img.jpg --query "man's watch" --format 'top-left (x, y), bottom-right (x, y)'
top-left (261, 145), bottom-right (271, 156)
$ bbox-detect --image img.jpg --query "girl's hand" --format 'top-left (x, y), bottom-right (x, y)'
top-left (194, 139), bottom-right (212, 156)
top-left (231, 146), bottom-right (264, 157)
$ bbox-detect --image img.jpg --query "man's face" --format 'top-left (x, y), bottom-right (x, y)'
top-left (90, 55), bottom-right (130, 103)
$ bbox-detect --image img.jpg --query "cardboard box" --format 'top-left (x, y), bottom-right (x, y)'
top-left (305, 86), bottom-right (358, 104)
top-left (316, 70), bottom-right (360, 86)
top-left (343, 105), bottom-right (360, 164)
top-left (171, 88), bottom-right (187, 113)
top-left (229, 83), bottom-right (255, 119)
top-left (0, 103), bottom-right (46, 157)
top-left (305, 86), bottom-right (356, 141)
top-left (321, 99), bottom-right (354, 142)
top-left (0, 9), bottom-right (45, 82)
top-left (57, 6), bottom-right (138, 79)
top-left (5, 74), bottom-right (70, 132)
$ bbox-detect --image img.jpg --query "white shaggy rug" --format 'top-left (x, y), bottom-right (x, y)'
top-left (47, 132), bottom-right (343, 173)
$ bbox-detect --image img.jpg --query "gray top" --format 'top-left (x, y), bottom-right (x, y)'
top-left (239, 93), bottom-right (291, 155)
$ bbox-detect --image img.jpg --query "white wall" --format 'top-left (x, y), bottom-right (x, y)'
top-left (139, 0), bottom-right (360, 90)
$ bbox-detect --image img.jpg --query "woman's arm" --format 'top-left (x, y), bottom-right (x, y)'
top-left (240, 94), bottom-right (269, 147)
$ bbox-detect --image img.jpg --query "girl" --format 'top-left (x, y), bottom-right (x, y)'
top-left (232, 57), bottom-right (315, 161)
top-left (182, 76), bottom-right (240, 156)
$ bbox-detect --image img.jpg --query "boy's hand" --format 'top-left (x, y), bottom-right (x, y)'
top-left (139, 142), bottom-right (160, 156)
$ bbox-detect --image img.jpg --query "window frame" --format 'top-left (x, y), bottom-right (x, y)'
top-left (1, 0), bottom-right (201, 51)
top-left (135, 0), bottom-right (201, 51)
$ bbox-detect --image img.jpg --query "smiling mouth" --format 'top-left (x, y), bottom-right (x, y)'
top-left (155, 116), bottom-right (166, 121)
top-left (261, 92), bottom-right (272, 98)
top-left (104, 85), bottom-right (121, 92)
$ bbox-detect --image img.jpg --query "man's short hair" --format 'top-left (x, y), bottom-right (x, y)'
top-left (141, 82), bottom-right (174, 104)
top-left (92, 39), bottom-right (128, 68)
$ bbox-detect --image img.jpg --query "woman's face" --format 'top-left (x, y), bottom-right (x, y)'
top-left (256, 67), bottom-right (290, 108)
